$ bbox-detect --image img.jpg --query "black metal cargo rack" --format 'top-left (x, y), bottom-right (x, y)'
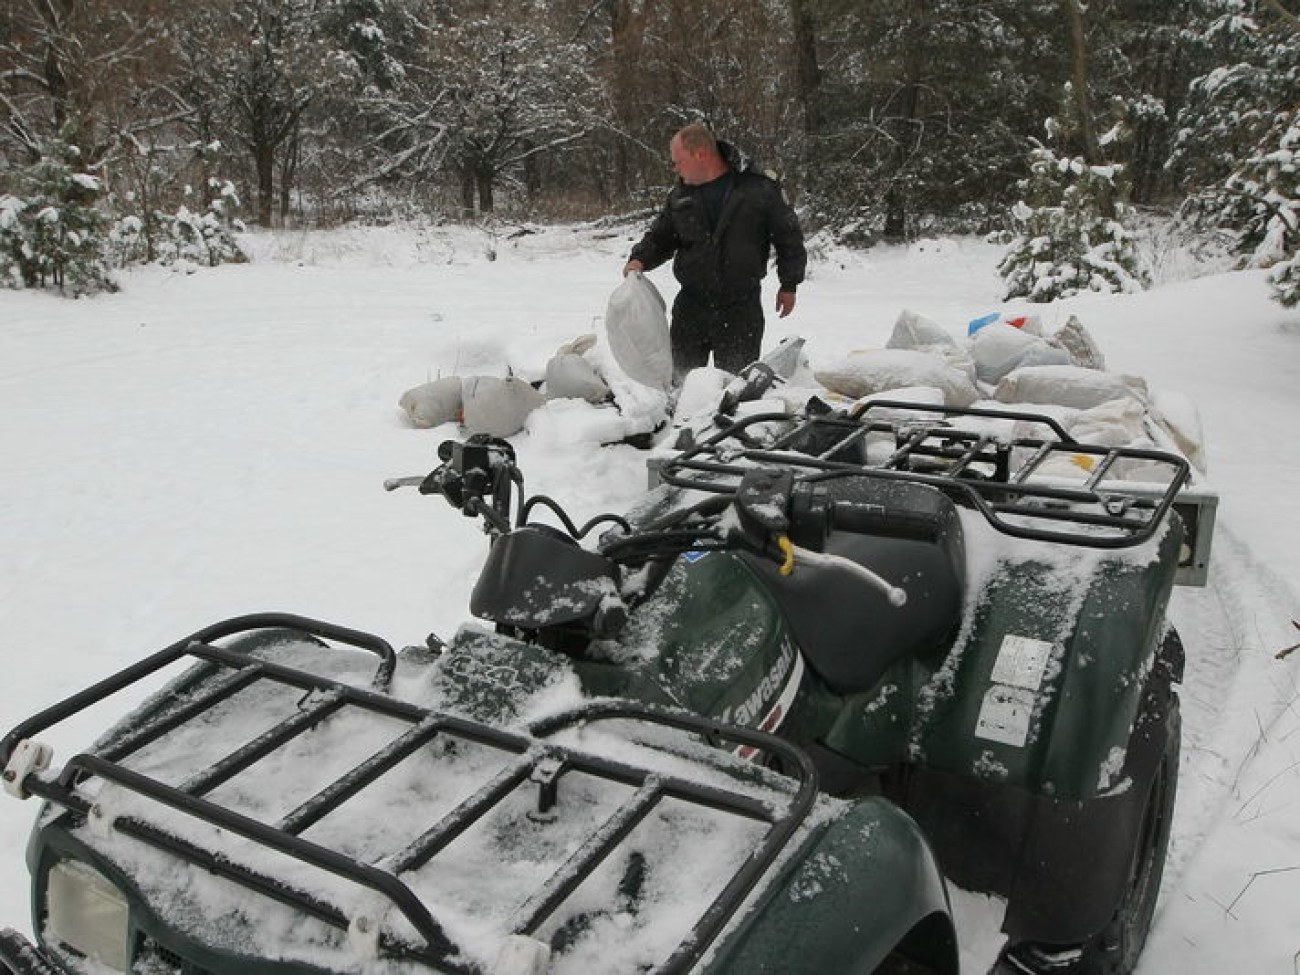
top-left (0, 614), bottom-right (818, 975)
top-left (660, 400), bottom-right (1191, 550)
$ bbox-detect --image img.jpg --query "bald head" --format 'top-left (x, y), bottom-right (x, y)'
top-left (669, 124), bottom-right (729, 186)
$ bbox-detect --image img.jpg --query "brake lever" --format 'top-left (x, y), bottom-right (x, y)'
top-left (383, 476), bottom-right (427, 492)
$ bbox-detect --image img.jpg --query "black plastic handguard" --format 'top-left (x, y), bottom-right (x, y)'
top-left (734, 468), bottom-right (794, 540)
top-left (421, 436), bottom-right (518, 528)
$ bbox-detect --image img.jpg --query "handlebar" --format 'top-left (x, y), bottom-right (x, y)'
top-left (828, 501), bottom-right (943, 543)
top-left (387, 439), bottom-right (916, 604)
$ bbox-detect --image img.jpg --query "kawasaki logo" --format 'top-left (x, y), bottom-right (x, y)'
top-left (719, 637), bottom-right (800, 728)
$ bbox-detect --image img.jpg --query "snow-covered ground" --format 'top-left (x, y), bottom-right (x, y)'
top-left (0, 222), bottom-right (1296, 973)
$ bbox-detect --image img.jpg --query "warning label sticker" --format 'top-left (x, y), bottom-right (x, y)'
top-left (975, 685), bottom-right (1037, 747)
top-left (990, 634), bottom-right (1054, 691)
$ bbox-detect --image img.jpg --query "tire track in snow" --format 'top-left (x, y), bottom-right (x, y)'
top-left (1148, 524), bottom-right (1300, 967)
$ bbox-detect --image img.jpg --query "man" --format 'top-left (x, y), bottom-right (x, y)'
top-left (623, 123), bottom-right (806, 383)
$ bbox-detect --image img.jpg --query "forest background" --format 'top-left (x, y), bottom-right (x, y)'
top-left (1, 0), bottom-right (1297, 304)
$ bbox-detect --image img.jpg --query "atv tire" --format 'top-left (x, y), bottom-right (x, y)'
top-left (995, 699), bottom-right (1181, 975)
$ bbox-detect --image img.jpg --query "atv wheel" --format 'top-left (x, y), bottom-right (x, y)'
top-left (996, 699), bottom-right (1181, 975)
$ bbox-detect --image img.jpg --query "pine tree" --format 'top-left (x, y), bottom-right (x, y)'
top-left (1170, 2), bottom-right (1299, 307)
top-left (1240, 107), bottom-right (1300, 306)
top-left (999, 96), bottom-right (1150, 302)
top-left (319, 0), bottom-right (417, 92)
top-left (0, 137), bottom-right (116, 296)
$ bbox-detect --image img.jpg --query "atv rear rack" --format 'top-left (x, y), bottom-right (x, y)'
top-left (1, 615), bottom-right (817, 975)
top-left (659, 400), bottom-right (1191, 550)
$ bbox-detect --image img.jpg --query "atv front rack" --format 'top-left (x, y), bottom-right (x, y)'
top-left (1, 615), bottom-right (817, 974)
top-left (660, 400), bottom-right (1191, 550)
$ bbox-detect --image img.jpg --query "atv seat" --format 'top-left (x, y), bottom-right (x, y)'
top-left (750, 479), bottom-right (966, 696)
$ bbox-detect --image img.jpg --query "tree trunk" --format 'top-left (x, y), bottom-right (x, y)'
top-left (789, 0), bottom-right (822, 138)
top-left (35, 0), bottom-right (89, 149)
top-left (1129, 25), bottom-right (1181, 203)
top-left (255, 140), bottom-right (276, 227)
top-left (1060, 0), bottom-right (1099, 163)
top-left (460, 170), bottom-right (476, 215)
top-left (476, 166), bottom-right (494, 213)
top-left (42, 41), bottom-right (72, 131)
top-left (524, 151), bottom-right (541, 198)
top-left (1058, 0), bottom-right (1115, 219)
top-left (884, 0), bottom-right (925, 241)
top-left (279, 124), bottom-right (300, 226)
top-left (608, 0), bottom-right (650, 199)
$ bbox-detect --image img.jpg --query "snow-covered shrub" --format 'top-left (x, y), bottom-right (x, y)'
top-left (0, 141), bottom-right (117, 296)
top-left (108, 178), bottom-right (247, 269)
top-left (1175, 103), bottom-right (1298, 307)
top-left (161, 185), bottom-right (248, 267)
top-left (0, 195), bottom-right (24, 290)
top-left (1168, 10), bottom-right (1298, 309)
top-left (998, 144), bottom-right (1149, 303)
top-left (1270, 253), bottom-right (1300, 308)
top-left (1225, 108), bottom-right (1298, 307)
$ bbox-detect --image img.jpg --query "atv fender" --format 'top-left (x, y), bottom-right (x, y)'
top-left (907, 652), bottom-right (1178, 948)
top-left (901, 519), bottom-right (1183, 949)
top-left (910, 517), bottom-right (1182, 800)
top-left (1002, 635), bottom-right (1181, 946)
top-left (705, 797), bottom-right (958, 975)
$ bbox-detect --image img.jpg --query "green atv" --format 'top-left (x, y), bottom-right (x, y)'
top-left (0, 395), bottom-right (1212, 975)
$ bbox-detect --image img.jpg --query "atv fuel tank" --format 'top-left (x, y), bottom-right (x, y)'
top-left (589, 552), bottom-right (805, 740)
top-left (747, 478), bottom-right (966, 697)
top-left (443, 550), bottom-right (806, 744)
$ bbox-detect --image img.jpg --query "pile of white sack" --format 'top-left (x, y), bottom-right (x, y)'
top-left (397, 283), bottom-right (1206, 478)
top-left (398, 334), bottom-right (609, 436)
top-left (398, 272), bottom-right (673, 443)
top-left (812, 309), bottom-right (1207, 475)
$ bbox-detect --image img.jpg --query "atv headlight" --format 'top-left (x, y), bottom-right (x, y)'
top-left (45, 858), bottom-right (130, 971)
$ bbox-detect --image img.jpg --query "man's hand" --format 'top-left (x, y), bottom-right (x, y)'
top-left (775, 290), bottom-right (797, 318)
top-left (623, 259), bottom-right (645, 276)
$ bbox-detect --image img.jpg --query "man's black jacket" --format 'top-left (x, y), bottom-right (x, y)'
top-left (629, 143), bottom-right (806, 307)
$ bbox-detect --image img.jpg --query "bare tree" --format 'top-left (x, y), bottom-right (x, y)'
top-left (0, 0), bottom-right (169, 166)
top-left (174, 0), bottom-right (329, 226)
top-left (605, 0), bottom-right (654, 197)
top-left (425, 2), bottom-right (598, 214)
top-left (882, 0), bottom-right (926, 240)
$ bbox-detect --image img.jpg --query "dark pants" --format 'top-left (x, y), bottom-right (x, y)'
top-left (670, 289), bottom-right (764, 384)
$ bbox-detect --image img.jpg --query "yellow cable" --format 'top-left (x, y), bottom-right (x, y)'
top-left (777, 535), bottom-right (795, 575)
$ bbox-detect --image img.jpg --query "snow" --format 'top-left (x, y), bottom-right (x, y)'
top-left (1, 221), bottom-right (1298, 973)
